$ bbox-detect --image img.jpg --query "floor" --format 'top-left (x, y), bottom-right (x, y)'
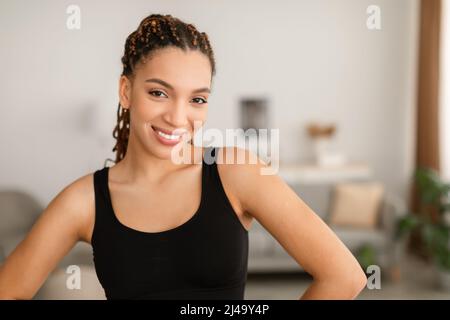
top-left (244, 254), bottom-right (450, 300)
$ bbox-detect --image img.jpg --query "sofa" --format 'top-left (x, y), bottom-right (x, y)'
top-left (247, 182), bottom-right (407, 274)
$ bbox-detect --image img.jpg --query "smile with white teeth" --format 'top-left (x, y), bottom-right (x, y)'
top-left (156, 130), bottom-right (181, 140)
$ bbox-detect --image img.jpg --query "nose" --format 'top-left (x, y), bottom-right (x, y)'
top-left (163, 100), bottom-right (189, 127)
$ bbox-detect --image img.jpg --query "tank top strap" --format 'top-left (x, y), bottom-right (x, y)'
top-left (201, 146), bottom-right (247, 234)
top-left (92, 166), bottom-right (115, 244)
top-left (93, 167), bottom-right (110, 213)
top-left (204, 146), bottom-right (227, 182)
top-left (201, 146), bottom-right (219, 193)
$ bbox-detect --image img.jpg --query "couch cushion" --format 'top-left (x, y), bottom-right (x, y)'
top-left (329, 182), bottom-right (384, 228)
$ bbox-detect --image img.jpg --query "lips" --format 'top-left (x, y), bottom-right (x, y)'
top-left (151, 125), bottom-right (186, 136)
top-left (150, 124), bottom-right (193, 147)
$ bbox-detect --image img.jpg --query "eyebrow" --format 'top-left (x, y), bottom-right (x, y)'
top-left (145, 78), bottom-right (210, 94)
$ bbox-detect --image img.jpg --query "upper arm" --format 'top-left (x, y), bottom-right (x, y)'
top-left (216, 147), bottom-right (366, 285)
top-left (0, 174), bottom-right (95, 299)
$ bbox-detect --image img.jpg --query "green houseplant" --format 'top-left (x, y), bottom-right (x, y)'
top-left (397, 167), bottom-right (450, 289)
top-left (356, 243), bottom-right (378, 271)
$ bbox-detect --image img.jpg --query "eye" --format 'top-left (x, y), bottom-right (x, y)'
top-left (191, 97), bottom-right (208, 104)
top-left (148, 90), bottom-right (168, 98)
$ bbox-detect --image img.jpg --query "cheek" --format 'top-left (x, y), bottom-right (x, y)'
top-left (130, 88), bottom-right (150, 109)
top-left (188, 109), bottom-right (208, 134)
top-left (129, 106), bottom-right (158, 132)
top-left (190, 107), bottom-right (208, 122)
top-left (131, 96), bottom-right (161, 120)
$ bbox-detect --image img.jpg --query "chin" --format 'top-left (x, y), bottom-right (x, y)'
top-left (152, 141), bottom-right (194, 163)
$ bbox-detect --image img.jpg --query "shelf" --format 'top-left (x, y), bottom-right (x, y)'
top-left (278, 163), bottom-right (373, 185)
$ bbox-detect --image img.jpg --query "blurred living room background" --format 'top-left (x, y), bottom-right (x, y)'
top-left (1, 0), bottom-right (450, 299)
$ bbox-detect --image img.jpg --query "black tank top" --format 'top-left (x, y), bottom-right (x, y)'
top-left (91, 147), bottom-right (249, 299)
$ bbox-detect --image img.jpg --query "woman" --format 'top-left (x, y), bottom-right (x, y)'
top-left (0, 14), bottom-right (366, 300)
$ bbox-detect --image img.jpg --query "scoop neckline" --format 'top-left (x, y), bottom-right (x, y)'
top-left (103, 148), bottom-right (209, 237)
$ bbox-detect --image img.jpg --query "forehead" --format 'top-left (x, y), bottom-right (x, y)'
top-left (135, 47), bottom-right (212, 87)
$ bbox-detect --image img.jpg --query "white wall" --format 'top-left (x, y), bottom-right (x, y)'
top-left (0, 0), bottom-right (419, 206)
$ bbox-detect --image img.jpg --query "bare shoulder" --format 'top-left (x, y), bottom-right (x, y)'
top-left (214, 146), bottom-right (285, 219)
top-left (214, 146), bottom-right (268, 228)
top-left (46, 172), bottom-right (96, 243)
top-left (214, 146), bottom-right (268, 182)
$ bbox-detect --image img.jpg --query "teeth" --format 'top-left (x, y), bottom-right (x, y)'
top-left (156, 130), bottom-right (180, 140)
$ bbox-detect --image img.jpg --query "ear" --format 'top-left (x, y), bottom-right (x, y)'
top-left (119, 75), bottom-right (132, 110)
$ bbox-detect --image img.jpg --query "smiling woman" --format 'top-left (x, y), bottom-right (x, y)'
top-left (0, 13), bottom-right (367, 301)
top-left (112, 14), bottom-right (215, 164)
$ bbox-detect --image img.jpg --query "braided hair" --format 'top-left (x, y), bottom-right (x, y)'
top-left (111, 14), bottom-right (216, 164)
